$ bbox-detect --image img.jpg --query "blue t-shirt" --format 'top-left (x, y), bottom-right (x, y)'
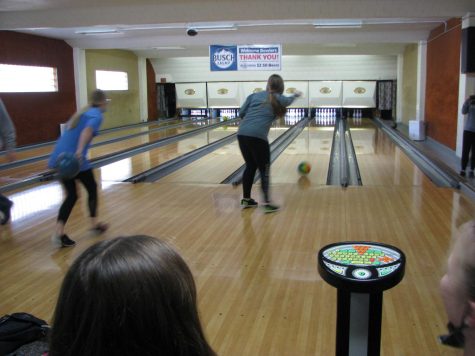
top-left (237, 91), bottom-right (296, 141)
top-left (48, 107), bottom-right (103, 171)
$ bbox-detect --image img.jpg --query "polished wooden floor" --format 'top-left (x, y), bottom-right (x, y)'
top-left (0, 119), bottom-right (471, 355)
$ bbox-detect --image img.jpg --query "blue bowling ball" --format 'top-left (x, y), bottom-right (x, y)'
top-left (56, 152), bottom-right (80, 179)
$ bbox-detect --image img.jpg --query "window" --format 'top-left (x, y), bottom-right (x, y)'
top-left (95, 70), bottom-right (128, 91)
top-left (0, 64), bottom-right (58, 93)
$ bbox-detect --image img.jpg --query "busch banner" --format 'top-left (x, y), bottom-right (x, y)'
top-left (210, 45), bottom-right (281, 71)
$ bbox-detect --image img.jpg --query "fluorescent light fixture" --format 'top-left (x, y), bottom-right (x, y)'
top-left (239, 21), bottom-right (311, 28)
top-left (75, 28), bottom-right (122, 35)
top-left (315, 25), bottom-right (362, 29)
top-left (313, 20), bottom-right (363, 29)
top-left (123, 25), bottom-right (183, 31)
top-left (189, 24), bottom-right (237, 32)
top-left (323, 43), bottom-right (358, 47)
top-left (152, 46), bottom-right (186, 50)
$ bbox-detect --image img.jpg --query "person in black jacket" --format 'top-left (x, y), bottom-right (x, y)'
top-left (460, 95), bottom-right (475, 177)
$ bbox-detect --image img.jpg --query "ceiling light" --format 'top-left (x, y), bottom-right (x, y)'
top-left (123, 25), bottom-right (182, 31)
top-left (189, 24), bottom-right (237, 32)
top-left (152, 46), bottom-right (186, 50)
top-left (315, 25), bottom-right (362, 29)
top-left (313, 20), bottom-right (363, 29)
top-left (323, 43), bottom-right (358, 47)
top-left (75, 29), bottom-right (122, 35)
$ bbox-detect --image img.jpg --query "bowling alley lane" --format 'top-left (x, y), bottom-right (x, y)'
top-left (271, 120), bottom-right (333, 186)
top-left (348, 118), bottom-right (434, 187)
top-left (0, 121), bottom-right (216, 188)
top-left (98, 126), bottom-right (237, 182)
top-left (92, 117), bottom-right (188, 144)
top-left (0, 118), bottom-right (193, 165)
top-left (158, 123), bottom-right (289, 184)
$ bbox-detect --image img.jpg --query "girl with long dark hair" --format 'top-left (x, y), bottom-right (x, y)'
top-left (49, 235), bottom-right (216, 356)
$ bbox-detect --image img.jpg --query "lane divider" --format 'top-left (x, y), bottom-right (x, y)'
top-left (374, 118), bottom-right (459, 189)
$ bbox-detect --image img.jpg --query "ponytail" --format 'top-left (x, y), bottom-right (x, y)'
top-left (66, 90), bottom-right (108, 130)
top-left (268, 93), bottom-right (287, 118)
top-left (66, 106), bottom-right (89, 130)
top-left (266, 74), bottom-right (287, 118)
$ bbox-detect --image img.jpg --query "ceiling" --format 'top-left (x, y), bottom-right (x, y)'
top-left (0, 0), bottom-right (473, 58)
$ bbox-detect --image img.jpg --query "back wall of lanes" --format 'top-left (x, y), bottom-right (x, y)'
top-left (151, 55), bottom-right (397, 83)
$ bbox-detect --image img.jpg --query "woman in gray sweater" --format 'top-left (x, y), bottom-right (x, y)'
top-left (237, 74), bottom-right (300, 213)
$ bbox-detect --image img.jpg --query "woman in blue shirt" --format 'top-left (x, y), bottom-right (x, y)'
top-left (48, 90), bottom-right (109, 247)
top-left (238, 74), bottom-right (300, 213)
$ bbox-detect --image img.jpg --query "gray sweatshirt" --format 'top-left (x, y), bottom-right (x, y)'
top-left (238, 91), bottom-right (297, 141)
top-left (0, 99), bottom-right (16, 151)
top-left (462, 96), bottom-right (475, 133)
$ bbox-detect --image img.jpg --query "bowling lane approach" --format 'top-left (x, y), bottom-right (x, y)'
top-left (158, 122), bottom-right (290, 184)
top-left (271, 119), bottom-right (334, 185)
top-left (98, 126), bottom-right (237, 182)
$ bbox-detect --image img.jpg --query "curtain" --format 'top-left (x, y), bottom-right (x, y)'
top-left (378, 81), bottom-right (396, 111)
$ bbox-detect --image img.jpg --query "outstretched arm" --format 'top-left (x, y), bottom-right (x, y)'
top-left (277, 91), bottom-right (302, 107)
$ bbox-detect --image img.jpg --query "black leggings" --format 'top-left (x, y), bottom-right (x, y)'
top-left (238, 135), bottom-right (271, 202)
top-left (58, 169), bottom-right (97, 224)
top-left (461, 130), bottom-right (475, 171)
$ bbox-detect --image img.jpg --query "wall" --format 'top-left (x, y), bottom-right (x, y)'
top-left (401, 44), bottom-right (418, 125)
top-left (425, 18), bottom-right (462, 149)
top-left (151, 55), bottom-right (397, 83)
top-left (0, 31), bottom-right (76, 146)
top-left (85, 49), bottom-right (140, 129)
top-left (146, 59), bottom-right (158, 121)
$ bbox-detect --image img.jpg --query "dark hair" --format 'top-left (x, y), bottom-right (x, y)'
top-left (266, 74), bottom-right (287, 117)
top-left (49, 236), bottom-right (216, 356)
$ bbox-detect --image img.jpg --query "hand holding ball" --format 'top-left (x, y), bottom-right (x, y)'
top-left (56, 152), bottom-right (80, 180)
